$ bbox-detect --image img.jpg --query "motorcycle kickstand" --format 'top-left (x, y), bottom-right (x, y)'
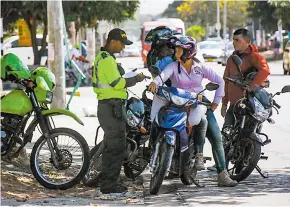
top-left (189, 169), bottom-right (205, 188)
top-left (255, 165), bottom-right (268, 178)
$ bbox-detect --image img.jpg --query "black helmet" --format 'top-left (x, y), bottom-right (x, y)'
top-left (145, 26), bottom-right (173, 47)
top-left (126, 97), bottom-right (145, 127)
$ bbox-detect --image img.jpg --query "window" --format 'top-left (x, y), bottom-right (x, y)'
top-left (11, 40), bottom-right (19, 48)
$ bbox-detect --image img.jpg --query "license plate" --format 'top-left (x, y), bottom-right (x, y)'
top-left (206, 58), bottom-right (213, 62)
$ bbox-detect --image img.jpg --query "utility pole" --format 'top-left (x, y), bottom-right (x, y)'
top-left (47, 0), bottom-right (66, 109)
top-left (216, 0), bottom-right (221, 38)
top-left (223, 0), bottom-right (227, 40)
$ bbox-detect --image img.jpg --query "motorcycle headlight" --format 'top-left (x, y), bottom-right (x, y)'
top-left (252, 97), bottom-right (270, 122)
top-left (126, 110), bottom-right (142, 127)
top-left (171, 95), bottom-right (189, 106)
top-left (46, 91), bottom-right (53, 103)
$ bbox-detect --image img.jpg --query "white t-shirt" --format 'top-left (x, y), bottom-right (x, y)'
top-left (70, 48), bottom-right (81, 60)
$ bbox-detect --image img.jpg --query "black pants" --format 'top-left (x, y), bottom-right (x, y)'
top-left (97, 101), bottom-right (126, 191)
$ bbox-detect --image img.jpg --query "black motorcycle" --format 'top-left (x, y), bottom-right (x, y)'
top-left (82, 88), bottom-right (152, 187)
top-left (223, 55), bottom-right (290, 182)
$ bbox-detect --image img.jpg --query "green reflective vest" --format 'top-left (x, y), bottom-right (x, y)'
top-left (92, 50), bottom-right (127, 100)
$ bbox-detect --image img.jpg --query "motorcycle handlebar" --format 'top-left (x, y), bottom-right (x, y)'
top-left (272, 99), bottom-right (281, 109)
top-left (224, 76), bottom-right (248, 88)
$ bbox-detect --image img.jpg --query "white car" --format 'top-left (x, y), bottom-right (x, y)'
top-left (2, 34), bottom-right (48, 66)
top-left (198, 41), bottom-right (224, 63)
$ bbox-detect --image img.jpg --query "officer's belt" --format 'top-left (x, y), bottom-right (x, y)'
top-left (98, 98), bottom-right (126, 105)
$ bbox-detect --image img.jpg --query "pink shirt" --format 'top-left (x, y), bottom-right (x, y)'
top-left (153, 61), bottom-right (225, 104)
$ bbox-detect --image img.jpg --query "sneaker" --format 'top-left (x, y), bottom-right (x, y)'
top-left (194, 153), bottom-right (205, 171)
top-left (100, 185), bottom-right (128, 194)
top-left (217, 170), bottom-right (238, 187)
top-left (207, 164), bottom-right (217, 171)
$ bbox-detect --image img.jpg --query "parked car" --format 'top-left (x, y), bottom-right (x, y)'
top-left (2, 34), bottom-right (48, 66)
top-left (283, 40), bottom-right (290, 75)
top-left (221, 42), bottom-right (235, 66)
top-left (120, 44), bottom-right (141, 57)
top-left (198, 41), bottom-right (224, 62)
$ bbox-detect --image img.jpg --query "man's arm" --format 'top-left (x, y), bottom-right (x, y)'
top-left (222, 60), bottom-right (230, 107)
top-left (99, 56), bottom-right (145, 88)
top-left (249, 54), bottom-right (270, 88)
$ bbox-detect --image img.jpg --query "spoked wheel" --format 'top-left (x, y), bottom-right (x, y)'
top-left (225, 138), bottom-right (261, 182)
top-left (30, 128), bottom-right (89, 190)
top-left (82, 141), bottom-right (104, 187)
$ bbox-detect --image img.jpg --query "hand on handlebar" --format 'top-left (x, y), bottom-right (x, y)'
top-left (210, 103), bottom-right (218, 112)
top-left (148, 82), bottom-right (158, 93)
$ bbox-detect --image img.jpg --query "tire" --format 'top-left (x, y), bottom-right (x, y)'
top-left (149, 142), bottom-right (174, 195)
top-left (225, 138), bottom-right (261, 182)
top-left (30, 128), bottom-right (89, 190)
top-left (82, 142), bottom-right (104, 187)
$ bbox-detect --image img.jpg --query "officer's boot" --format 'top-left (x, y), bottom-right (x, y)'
top-left (179, 149), bottom-right (192, 185)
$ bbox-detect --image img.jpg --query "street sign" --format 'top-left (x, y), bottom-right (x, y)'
top-left (16, 19), bottom-right (32, 47)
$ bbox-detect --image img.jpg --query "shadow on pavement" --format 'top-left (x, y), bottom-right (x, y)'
top-left (142, 169), bottom-right (290, 206)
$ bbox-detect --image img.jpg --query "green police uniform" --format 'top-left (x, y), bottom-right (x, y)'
top-left (92, 47), bottom-right (127, 192)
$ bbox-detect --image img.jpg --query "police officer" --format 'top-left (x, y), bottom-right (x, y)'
top-left (92, 28), bottom-right (146, 194)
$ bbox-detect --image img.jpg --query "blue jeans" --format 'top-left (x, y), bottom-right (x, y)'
top-left (197, 97), bottom-right (227, 173)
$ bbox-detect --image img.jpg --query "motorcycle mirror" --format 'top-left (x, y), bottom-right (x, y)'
top-left (205, 82), bottom-right (219, 91)
top-left (232, 55), bottom-right (243, 77)
top-left (281, 85), bottom-right (290, 93)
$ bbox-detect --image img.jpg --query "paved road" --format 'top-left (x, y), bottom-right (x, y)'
top-left (3, 57), bottom-right (290, 206)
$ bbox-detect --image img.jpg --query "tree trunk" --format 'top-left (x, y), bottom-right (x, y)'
top-left (86, 27), bottom-right (96, 65)
top-left (68, 21), bottom-right (76, 45)
top-left (48, 0), bottom-right (65, 109)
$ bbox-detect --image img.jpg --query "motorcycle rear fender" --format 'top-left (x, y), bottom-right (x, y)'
top-left (164, 130), bottom-right (176, 146)
top-left (249, 132), bottom-right (264, 145)
top-left (25, 109), bottom-right (84, 136)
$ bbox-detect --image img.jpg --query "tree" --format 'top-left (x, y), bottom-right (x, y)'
top-left (177, 0), bottom-right (249, 37)
top-left (186, 25), bottom-right (205, 41)
top-left (1, 1), bottom-right (139, 65)
top-left (269, 0), bottom-right (290, 29)
top-left (162, 0), bottom-right (183, 18)
top-left (1, 1), bottom-right (48, 65)
top-left (247, 1), bottom-right (277, 33)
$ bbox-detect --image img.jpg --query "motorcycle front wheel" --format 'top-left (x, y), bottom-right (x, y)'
top-left (149, 141), bottom-right (174, 195)
top-left (225, 138), bottom-right (261, 182)
top-left (30, 127), bottom-right (89, 190)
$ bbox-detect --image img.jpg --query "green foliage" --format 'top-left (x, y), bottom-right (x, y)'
top-left (1, 1), bottom-right (48, 65)
top-left (248, 1), bottom-right (290, 33)
top-left (185, 25), bottom-right (205, 41)
top-left (62, 1), bottom-right (139, 27)
top-left (1, 1), bottom-right (139, 65)
top-left (162, 0), bottom-right (183, 18)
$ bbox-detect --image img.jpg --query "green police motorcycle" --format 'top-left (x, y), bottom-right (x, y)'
top-left (1, 53), bottom-right (89, 190)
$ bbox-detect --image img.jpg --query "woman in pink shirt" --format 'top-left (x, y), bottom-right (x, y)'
top-left (148, 35), bottom-right (238, 187)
